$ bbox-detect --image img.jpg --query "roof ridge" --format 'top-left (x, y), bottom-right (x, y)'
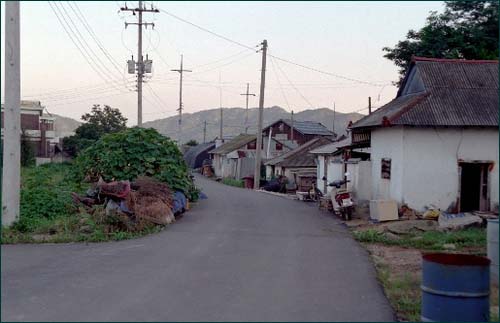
top-left (388, 92), bottom-right (430, 124)
top-left (412, 56), bottom-right (499, 64)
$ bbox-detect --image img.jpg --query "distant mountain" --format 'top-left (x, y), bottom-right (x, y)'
top-left (52, 114), bottom-right (81, 138)
top-left (143, 106), bottom-right (364, 144)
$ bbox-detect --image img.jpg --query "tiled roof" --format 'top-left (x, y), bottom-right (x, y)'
top-left (351, 57), bottom-right (499, 129)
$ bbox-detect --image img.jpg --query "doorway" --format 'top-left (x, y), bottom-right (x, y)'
top-left (460, 163), bottom-right (490, 212)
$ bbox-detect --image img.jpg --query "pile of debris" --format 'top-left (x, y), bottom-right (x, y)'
top-left (71, 176), bottom-right (189, 232)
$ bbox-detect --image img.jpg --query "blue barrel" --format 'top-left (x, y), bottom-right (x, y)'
top-left (421, 253), bottom-right (490, 322)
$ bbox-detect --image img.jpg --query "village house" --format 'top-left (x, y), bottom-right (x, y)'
top-left (262, 119), bottom-right (334, 147)
top-left (1, 100), bottom-right (58, 164)
top-left (183, 142), bottom-right (216, 169)
top-left (349, 57), bottom-right (499, 213)
top-left (209, 134), bottom-right (292, 179)
top-left (310, 136), bottom-right (371, 202)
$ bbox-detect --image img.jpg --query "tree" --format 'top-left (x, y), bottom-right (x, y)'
top-left (383, 1), bottom-right (499, 84)
top-left (185, 139), bottom-right (199, 147)
top-left (63, 104), bottom-right (127, 157)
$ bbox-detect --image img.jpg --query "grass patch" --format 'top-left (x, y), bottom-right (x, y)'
top-left (376, 262), bottom-right (421, 322)
top-left (221, 177), bottom-right (244, 188)
top-left (1, 163), bottom-right (166, 244)
top-left (353, 227), bottom-right (486, 252)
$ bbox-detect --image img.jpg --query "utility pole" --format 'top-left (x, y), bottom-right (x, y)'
top-left (240, 83), bottom-right (255, 134)
top-left (2, 1), bottom-right (21, 227)
top-left (171, 55), bottom-right (192, 144)
top-left (203, 120), bottom-right (207, 144)
top-left (368, 96), bottom-right (372, 115)
top-left (253, 40), bottom-right (268, 190)
top-left (219, 71), bottom-right (223, 140)
top-left (333, 102), bottom-right (336, 136)
top-left (121, 1), bottom-right (158, 126)
top-left (291, 110), bottom-right (294, 142)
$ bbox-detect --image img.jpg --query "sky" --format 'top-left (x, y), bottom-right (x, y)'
top-left (1, 1), bottom-right (444, 125)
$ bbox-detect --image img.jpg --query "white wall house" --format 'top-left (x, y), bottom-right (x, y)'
top-left (310, 138), bottom-right (371, 202)
top-left (350, 57), bottom-right (499, 213)
top-left (210, 134), bottom-right (291, 179)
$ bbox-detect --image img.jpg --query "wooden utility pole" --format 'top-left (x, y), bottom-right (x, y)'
top-left (368, 96), bottom-right (372, 115)
top-left (333, 102), bottom-right (336, 136)
top-left (121, 1), bottom-right (158, 126)
top-left (240, 83), bottom-right (255, 134)
top-left (219, 72), bottom-right (223, 140)
top-left (2, 1), bottom-right (21, 227)
top-left (253, 40), bottom-right (267, 189)
top-left (291, 110), bottom-right (294, 142)
top-left (171, 54), bottom-right (192, 144)
top-left (203, 120), bottom-right (207, 144)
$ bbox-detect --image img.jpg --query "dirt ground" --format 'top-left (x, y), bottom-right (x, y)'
top-left (363, 243), bottom-right (499, 322)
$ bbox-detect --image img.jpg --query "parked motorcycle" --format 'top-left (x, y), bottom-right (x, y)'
top-left (324, 176), bottom-right (355, 220)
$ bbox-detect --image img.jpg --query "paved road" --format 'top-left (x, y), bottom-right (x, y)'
top-left (2, 175), bottom-right (394, 322)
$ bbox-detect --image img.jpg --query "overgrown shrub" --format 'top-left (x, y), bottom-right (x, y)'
top-left (73, 127), bottom-right (198, 200)
top-left (15, 163), bottom-right (88, 232)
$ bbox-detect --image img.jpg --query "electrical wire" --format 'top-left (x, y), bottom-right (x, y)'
top-left (269, 56), bottom-right (291, 111)
top-left (271, 56), bottom-right (315, 109)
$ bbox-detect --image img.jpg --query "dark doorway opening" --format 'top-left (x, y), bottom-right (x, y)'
top-left (460, 163), bottom-right (490, 212)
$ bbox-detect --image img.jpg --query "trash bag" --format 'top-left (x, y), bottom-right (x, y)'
top-left (172, 191), bottom-right (187, 215)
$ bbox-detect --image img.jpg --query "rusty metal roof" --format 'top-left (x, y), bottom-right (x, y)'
top-left (352, 58), bottom-right (499, 129)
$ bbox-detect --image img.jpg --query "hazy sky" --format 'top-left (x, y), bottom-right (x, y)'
top-left (1, 1), bottom-right (444, 125)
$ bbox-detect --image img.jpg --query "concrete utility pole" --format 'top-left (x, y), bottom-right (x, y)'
top-left (368, 96), bottom-right (372, 115)
top-left (171, 55), bottom-right (192, 144)
top-left (240, 83), bottom-right (255, 134)
top-left (121, 1), bottom-right (158, 126)
top-left (203, 120), bottom-right (207, 144)
top-left (253, 40), bottom-right (268, 190)
top-left (2, 1), bottom-right (21, 227)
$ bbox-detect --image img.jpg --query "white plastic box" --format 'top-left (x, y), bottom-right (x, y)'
top-left (369, 200), bottom-right (398, 222)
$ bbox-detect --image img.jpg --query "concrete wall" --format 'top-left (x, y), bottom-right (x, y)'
top-left (371, 127), bottom-right (499, 212)
top-left (402, 127), bottom-right (499, 212)
top-left (347, 160), bottom-right (371, 201)
top-left (371, 127), bottom-right (405, 202)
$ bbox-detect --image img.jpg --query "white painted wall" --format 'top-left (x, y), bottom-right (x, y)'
top-left (402, 127), bottom-right (499, 212)
top-left (371, 127), bottom-right (404, 202)
top-left (371, 127), bottom-right (499, 212)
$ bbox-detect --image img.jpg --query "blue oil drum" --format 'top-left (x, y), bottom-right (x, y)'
top-left (421, 253), bottom-right (490, 322)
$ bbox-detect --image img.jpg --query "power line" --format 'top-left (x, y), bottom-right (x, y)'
top-left (48, 1), bottom-right (113, 86)
top-left (57, 2), bottom-right (123, 88)
top-left (156, 6), bottom-right (391, 87)
top-left (269, 56), bottom-right (291, 111)
top-left (271, 56), bottom-right (315, 109)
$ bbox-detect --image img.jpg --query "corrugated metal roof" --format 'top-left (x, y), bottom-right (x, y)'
top-left (309, 137), bottom-right (352, 154)
top-left (209, 134), bottom-right (256, 155)
top-left (351, 58), bottom-right (499, 129)
top-left (267, 137), bottom-right (334, 168)
top-left (264, 119), bottom-right (334, 136)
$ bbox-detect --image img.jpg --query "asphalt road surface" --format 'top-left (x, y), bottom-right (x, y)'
top-left (2, 175), bottom-right (394, 322)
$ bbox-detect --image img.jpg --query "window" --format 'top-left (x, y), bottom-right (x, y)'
top-left (381, 158), bottom-right (391, 179)
top-left (276, 143), bottom-right (283, 151)
top-left (247, 141), bottom-right (256, 149)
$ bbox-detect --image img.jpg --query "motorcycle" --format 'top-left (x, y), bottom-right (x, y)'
top-left (324, 176), bottom-right (355, 221)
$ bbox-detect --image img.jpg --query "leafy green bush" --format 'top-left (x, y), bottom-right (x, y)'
top-left (73, 127), bottom-right (198, 200)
